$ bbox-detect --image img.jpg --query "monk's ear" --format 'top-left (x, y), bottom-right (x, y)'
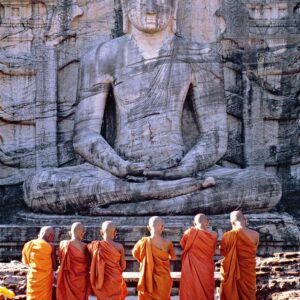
top-left (147, 225), bottom-right (151, 233)
top-left (100, 230), bottom-right (104, 236)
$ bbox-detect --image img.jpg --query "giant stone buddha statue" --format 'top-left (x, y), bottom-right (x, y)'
top-left (24, 0), bottom-right (281, 215)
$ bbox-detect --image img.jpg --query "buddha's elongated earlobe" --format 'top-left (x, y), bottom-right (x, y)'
top-left (121, 0), bottom-right (129, 34)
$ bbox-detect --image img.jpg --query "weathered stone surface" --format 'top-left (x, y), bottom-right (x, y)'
top-left (0, 0), bottom-right (299, 274)
top-left (256, 252), bottom-right (300, 300)
top-left (0, 1), bottom-right (298, 215)
top-left (0, 261), bottom-right (27, 297)
top-left (6, 0), bottom-right (279, 215)
top-left (1, 212), bottom-right (299, 264)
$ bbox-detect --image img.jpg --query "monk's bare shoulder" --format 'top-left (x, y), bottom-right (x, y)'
top-left (246, 228), bottom-right (259, 244)
top-left (184, 228), bottom-right (193, 235)
top-left (164, 239), bottom-right (174, 250)
top-left (112, 240), bottom-right (125, 253)
top-left (208, 230), bottom-right (218, 238)
top-left (79, 240), bottom-right (87, 247)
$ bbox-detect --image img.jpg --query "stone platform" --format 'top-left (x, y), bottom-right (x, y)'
top-left (0, 210), bottom-right (299, 270)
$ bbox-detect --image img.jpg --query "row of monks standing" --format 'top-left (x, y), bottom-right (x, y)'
top-left (21, 211), bottom-right (259, 300)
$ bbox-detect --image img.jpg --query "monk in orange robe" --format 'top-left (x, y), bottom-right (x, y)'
top-left (88, 221), bottom-right (128, 300)
top-left (180, 213), bottom-right (217, 300)
top-left (132, 216), bottom-right (176, 300)
top-left (56, 222), bottom-right (90, 300)
top-left (220, 210), bottom-right (259, 300)
top-left (22, 226), bottom-right (57, 300)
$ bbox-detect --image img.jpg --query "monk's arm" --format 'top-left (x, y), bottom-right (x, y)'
top-left (132, 240), bottom-right (145, 263)
top-left (21, 243), bottom-right (30, 265)
top-left (51, 244), bottom-right (58, 271)
top-left (180, 232), bottom-right (188, 249)
top-left (219, 236), bottom-right (227, 257)
top-left (58, 241), bottom-right (65, 263)
top-left (120, 246), bottom-right (126, 271)
top-left (169, 242), bottom-right (176, 260)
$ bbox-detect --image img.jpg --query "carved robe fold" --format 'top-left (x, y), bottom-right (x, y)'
top-left (22, 239), bottom-right (54, 300)
top-left (88, 240), bottom-right (128, 300)
top-left (220, 228), bottom-right (258, 300)
top-left (180, 228), bottom-right (217, 300)
top-left (56, 241), bottom-right (90, 300)
top-left (132, 237), bottom-right (176, 300)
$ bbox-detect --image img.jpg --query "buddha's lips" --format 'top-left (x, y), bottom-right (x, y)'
top-left (146, 15), bottom-right (157, 24)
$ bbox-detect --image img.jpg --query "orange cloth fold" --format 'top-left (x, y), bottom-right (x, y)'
top-left (220, 228), bottom-right (258, 300)
top-left (22, 239), bottom-right (54, 300)
top-left (132, 237), bottom-right (176, 300)
top-left (180, 228), bottom-right (217, 300)
top-left (56, 241), bottom-right (90, 300)
top-left (88, 240), bottom-right (128, 300)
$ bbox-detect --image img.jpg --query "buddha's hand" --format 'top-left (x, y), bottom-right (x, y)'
top-left (121, 162), bottom-right (147, 177)
top-left (143, 162), bottom-right (198, 180)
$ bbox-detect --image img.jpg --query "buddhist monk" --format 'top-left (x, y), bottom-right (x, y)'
top-left (56, 222), bottom-right (90, 300)
top-left (87, 221), bottom-right (128, 300)
top-left (180, 213), bottom-right (217, 300)
top-left (132, 216), bottom-right (176, 300)
top-left (22, 226), bottom-right (57, 300)
top-left (220, 211), bottom-right (259, 300)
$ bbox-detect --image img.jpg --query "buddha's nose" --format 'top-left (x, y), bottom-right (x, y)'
top-left (146, 0), bottom-right (157, 14)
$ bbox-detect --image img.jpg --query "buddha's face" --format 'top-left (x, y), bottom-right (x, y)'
top-left (127, 0), bottom-right (175, 33)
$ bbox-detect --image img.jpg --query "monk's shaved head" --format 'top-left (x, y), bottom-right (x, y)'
top-left (71, 222), bottom-right (84, 234)
top-left (230, 211), bottom-right (245, 223)
top-left (194, 213), bottom-right (208, 225)
top-left (70, 222), bottom-right (85, 241)
top-left (148, 216), bottom-right (164, 229)
top-left (102, 221), bottom-right (115, 234)
top-left (39, 226), bottom-right (55, 242)
top-left (148, 216), bottom-right (164, 235)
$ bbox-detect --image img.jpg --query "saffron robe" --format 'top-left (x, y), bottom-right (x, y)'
top-left (56, 241), bottom-right (90, 300)
top-left (22, 239), bottom-right (54, 300)
top-left (88, 240), bottom-right (128, 300)
top-left (180, 228), bottom-right (217, 300)
top-left (132, 237), bottom-right (176, 300)
top-left (220, 228), bottom-right (258, 300)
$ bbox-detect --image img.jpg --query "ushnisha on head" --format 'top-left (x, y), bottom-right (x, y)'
top-left (193, 213), bottom-right (209, 229)
top-left (39, 226), bottom-right (55, 243)
top-left (101, 221), bottom-right (117, 240)
top-left (121, 0), bottom-right (178, 34)
top-left (70, 222), bottom-right (85, 241)
top-left (147, 216), bottom-right (165, 235)
top-left (230, 210), bottom-right (247, 228)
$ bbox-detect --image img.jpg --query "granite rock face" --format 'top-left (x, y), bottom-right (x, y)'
top-left (0, 0), bottom-right (299, 216)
